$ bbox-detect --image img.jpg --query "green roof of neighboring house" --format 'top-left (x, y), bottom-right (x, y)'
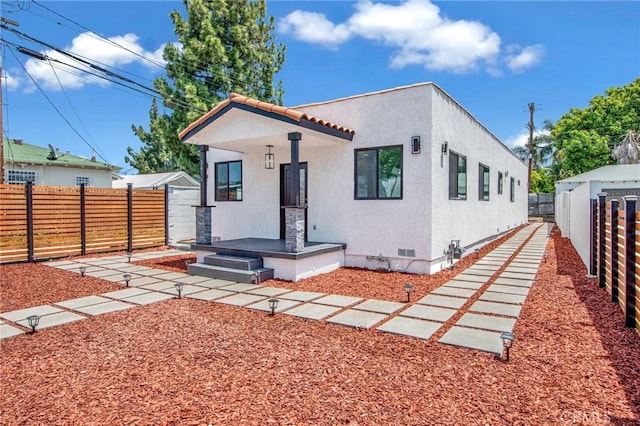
top-left (2, 138), bottom-right (120, 171)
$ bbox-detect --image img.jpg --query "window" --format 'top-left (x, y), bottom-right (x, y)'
top-left (510, 177), bottom-right (515, 202)
top-left (498, 171), bottom-right (504, 194)
top-left (215, 161), bottom-right (242, 201)
top-left (6, 170), bottom-right (36, 185)
top-left (479, 164), bottom-right (490, 201)
top-left (75, 176), bottom-right (92, 187)
top-left (448, 151), bottom-right (467, 199)
top-left (355, 145), bottom-right (402, 199)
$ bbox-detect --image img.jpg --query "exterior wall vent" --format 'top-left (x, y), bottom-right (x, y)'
top-left (398, 248), bottom-right (416, 257)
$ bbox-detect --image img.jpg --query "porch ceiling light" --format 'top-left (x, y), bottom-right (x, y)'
top-left (175, 282), bottom-right (184, 299)
top-left (404, 283), bottom-right (414, 303)
top-left (500, 331), bottom-right (515, 362)
top-left (26, 315), bottom-right (41, 334)
top-left (123, 273), bottom-right (132, 287)
top-left (268, 298), bottom-right (279, 315)
top-left (265, 145), bottom-right (275, 169)
top-left (79, 266), bottom-right (87, 277)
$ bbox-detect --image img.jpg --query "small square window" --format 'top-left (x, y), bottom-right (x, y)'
top-left (6, 170), bottom-right (36, 185)
top-left (355, 145), bottom-right (402, 200)
top-left (75, 176), bottom-right (92, 187)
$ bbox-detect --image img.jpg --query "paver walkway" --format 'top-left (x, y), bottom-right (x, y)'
top-left (1, 224), bottom-right (550, 355)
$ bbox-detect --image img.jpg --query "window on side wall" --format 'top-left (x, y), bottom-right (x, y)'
top-left (510, 177), bottom-right (515, 202)
top-left (355, 145), bottom-right (402, 200)
top-left (75, 176), bottom-right (92, 187)
top-left (479, 164), bottom-right (490, 201)
top-left (6, 170), bottom-right (36, 185)
top-left (448, 151), bottom-right (467, 200)
top-left (215, 160), bottom-right (242, 201)
top-left (498, 171), bottom-right (504, 194)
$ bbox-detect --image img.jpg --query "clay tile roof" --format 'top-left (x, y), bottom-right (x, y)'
top-left (179, 93), bottom-right (355, 141)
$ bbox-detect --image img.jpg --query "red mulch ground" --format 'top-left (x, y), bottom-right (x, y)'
top-left (1, 228), bottom-right (638, 425)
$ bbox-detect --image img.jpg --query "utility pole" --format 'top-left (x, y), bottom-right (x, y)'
top-left (527, 102), bottom-right (535, 193)
top-left (0, 17), bottom-right (19, 185)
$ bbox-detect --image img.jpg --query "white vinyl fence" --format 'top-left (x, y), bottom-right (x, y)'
top-left (168, 186), bottom-right (199, 244)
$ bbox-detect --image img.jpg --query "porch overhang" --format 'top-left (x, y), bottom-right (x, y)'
top-left (178, 93), bottom-right (355, 152)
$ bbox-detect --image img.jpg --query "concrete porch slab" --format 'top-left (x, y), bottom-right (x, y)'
top-left (456, 313), bottom-right (516, 332)
top-left (246, 298), bottom-right (301, 313)
top-left (73, 300), bottom-right (135, 316)
top-left (214, 293), bottom-right (266, 307)
top-left (352, 299), bottom-right (405, 314)
top-left (279, 291), bottom-right (325, 302)
top-left (219, 283), bottom-right (262, 292)
top-left (284, 303), bottom-right (342, 320)
top-left (314, 294), bottom-right (363, 307)
top-left (432, 286), bottom-right (477, 298)
top-left (377, 317), bottom-right (441, 339)
top-left (15, 311), bottom-right (85, 330)
top-left (326, 310), bottom-right (386, 329)
top-left (443, 280), bottom-right (484, 290)
top-left (494, 277), bottom-right (533, 288)
top-left (469, 301), bottom-right (522, 317)
top-left (123, 291), bottom-right (176, 305)
top-left (486, 284), bottom-right (530, 296)
top-left (0, 321), bottom-right (24, 339)
top-left (245, 286), bottom-right (292, 297)
top-left (400, 304), bottom-right (457, 322)
top-left (187, 289), bottom-right (235, 301)
top-left (439, 326), bottom-right (503, 354)
top-left (55, 295), bottom-right (112, 310)
top-left (417, 294), bottom-right (467, 309)
top-left (1, 305), bottom-right (62, 323)
top-left (479, 291), bottom-right (527, 304)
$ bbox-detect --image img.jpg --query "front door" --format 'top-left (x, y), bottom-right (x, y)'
top-left (280, 163), bottom-right (308, 240)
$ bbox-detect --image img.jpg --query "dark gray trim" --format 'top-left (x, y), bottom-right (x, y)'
top-left (354, 145), bottom-right (403, 200)
top-left (214, 160), bottom-right (243, 202)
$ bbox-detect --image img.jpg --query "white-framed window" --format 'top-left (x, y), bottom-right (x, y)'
top-left (75, 176), bottom-right (93, 187)
top-left (6, 170), bottom-right (37, 185)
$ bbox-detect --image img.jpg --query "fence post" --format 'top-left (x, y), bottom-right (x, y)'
top-left (590, 199), bottom-right (597, 275)
top-left (609, 199), bottom-right (619, 302)
top-left (623, 196), bottom-right (637, 328)
top-left (127, 183), bottom-right (133, 253)
top-left (26, 181), bottom-right (34, 262)
top-left (598, 192), bottom-right (607, 288)
top-left (80, 183), bottom-right (86, 255)
top-left (164, 185), bottom-right (169, 246)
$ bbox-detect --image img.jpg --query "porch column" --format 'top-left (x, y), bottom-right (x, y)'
top-left (285, 132), bottom-right (305, 253)
top-left (196, 144), bottom-right (214, 245)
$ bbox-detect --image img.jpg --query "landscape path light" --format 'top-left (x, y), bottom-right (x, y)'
top-left (26, 315), bottom-right (41, 334)
top-left (175, 282), bottom-right (184, 299)
top-left (500, 331), bottom-right (515, 362)
top-left (123, 274), bottom-right (132, 287)
top-left (268, 298), bottom-right (279, 316)
top-left (79, 266), bottom-right (87, 277)
top-left (127, 252), bottom-right (133, 263)
top-left (404, 283), bottom-right (414, 303)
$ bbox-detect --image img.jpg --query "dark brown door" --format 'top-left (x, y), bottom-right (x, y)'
top-left (280, 163), bottom-right (308, 240)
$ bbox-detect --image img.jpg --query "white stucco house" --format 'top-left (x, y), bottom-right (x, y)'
top-left (2, 138), bottom-right (118, 187)
top-left (179, 82), bottom-right (528, 282)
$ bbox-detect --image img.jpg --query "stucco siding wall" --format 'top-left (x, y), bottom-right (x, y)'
top-left (428, 87), bottom-right (528, 259)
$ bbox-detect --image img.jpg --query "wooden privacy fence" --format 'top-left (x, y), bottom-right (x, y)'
top-left (0, 183), bottom-right (167, 263)
top-left (591, 194), bottom-right (639, 333)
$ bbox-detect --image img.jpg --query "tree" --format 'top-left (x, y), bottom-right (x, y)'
top-left (126, 0), bottom-right (285, 176)
top-left (512, 119), bottom-right (554, 170)
top-left (551, 78), bottom-right (640, 179)
top-left (530, 168), bottom-right (554, 193)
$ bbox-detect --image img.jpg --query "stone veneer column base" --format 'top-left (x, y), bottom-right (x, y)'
top-left (196, 206), bottom-right (213, 245)
top-left (285, 207), bottom-right (305, 253)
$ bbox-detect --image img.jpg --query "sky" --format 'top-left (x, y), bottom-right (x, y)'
top-left (1, 0), bottom-right (639, 174)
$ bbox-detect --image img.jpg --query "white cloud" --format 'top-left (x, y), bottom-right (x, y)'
top-left (506, 128), bottom-right (550, 148)
top-left (279, 0), bottom-right (543, 75)
top-left (22, 32), bottom-right (166, 91)
top-left (506, 44), bottom-right (544, 72)
top-left (3, 69), bottom-right (23, 91)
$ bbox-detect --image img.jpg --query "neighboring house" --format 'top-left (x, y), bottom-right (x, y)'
top-left (179, 82), bottom-right (528, 281)
top-left (113, 172), bottom-right (200, 245)
top-left (112, 171), bottom-right (199, 189)
top-left (555, 164), bottom-right (640, 198)
top-left (2, 138), bottom-right (118, 187)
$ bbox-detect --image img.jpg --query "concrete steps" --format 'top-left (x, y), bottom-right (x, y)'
top-left (188, 254), bottom-right (274, 284)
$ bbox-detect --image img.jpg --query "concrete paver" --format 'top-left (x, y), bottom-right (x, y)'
top-left (139, 281), bottom-right (178, 292)
top-left (149, 272), bottom-right (189, 281)
top-left (284, 303), bottom-right (342, 320)
top-left (314, 294), bottom-right (363, 307)
top-left (279, 291), bottom-right (325, 302)
top-left (500, 271), bottom-right (537, 280)
top-left (194, 279), bottom-right (237, 289)
top-left (469, 300), bottom-right (522, 317)
top-left (173, 275), bottom-right (212, 285)
top-left (1, 305), bottom-right (62, 323)
top-left (400, 304), bottom-right (457, 322)
top-left (452, 274), bottom-right (487, 283)
top-left (459, 269), bottom-right (495, 278)
top-left (15, 311), bottom-right (85, 330)
top-left (493, 277), bottom-right (533, 288)
top-left (479, 291), bottom-right (527, 304)
top-left (377, 317), bottom-right (441, 339)
top-left (456, 313), bottom-right (516, 332)
top-left (101, 288), bottom-right (151, 300)
top-left (246, 298), bottom-right (301, 313)
top-left (55, 295), bottom-right (112, 310)
top-left (432, 286), bottom-right (477, 298)
top-left (443, 280), bottom-right (484, 290)
top-left (245, 286), bottom-right (292, 297)
top-left (127, 276), bottom-right (163, 287)
top-left (219, 283), bottom-right (262, 292)
top-left (214, 293), bottom-right (266, 307)
top-left (353, 299), bottom-right (405, 314)
top-left (85, 269), bottom-right (122, 278)
top-left (0, 321), bottom-right (24, 338)
top-left (73, 300), bottom-right (135, 316)
top-left (486, 284), bottom-right (530, 296)
top-left (123, 292), bottom-right (176, 305)
top-left (327, 309), bottom-right (386, 329)
top-left (187, 289), bottom-right (235, 301)
top-left (417, 294), bottom-right (467, 309)
top-left (439, 326), bottom-right (503, 354)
